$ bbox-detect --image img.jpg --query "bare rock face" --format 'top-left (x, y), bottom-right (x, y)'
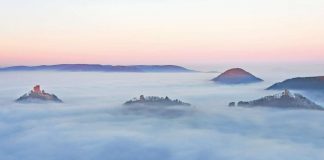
top-left (124, 95), bottom-right (190, 107)
top-left (212, 68), bottom-right (263, 84)
top-left (234, 90), bottom-right (322, 110)
top-left (16, 85), bottom-right (63, 103)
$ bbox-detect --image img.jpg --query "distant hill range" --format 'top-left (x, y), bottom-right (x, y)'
top-left (0, 64), bottom-right (195, 72)
top-left (212, 68), bottom-right (263, 84)
top-left (267, 76), bottom-right (324, 90)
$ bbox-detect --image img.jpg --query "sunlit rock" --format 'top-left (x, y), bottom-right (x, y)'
top-left (16, 85), bottom-right (63, 103)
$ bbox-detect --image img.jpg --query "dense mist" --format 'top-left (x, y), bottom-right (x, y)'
top-left (0, 71), bottom-right (324, 160)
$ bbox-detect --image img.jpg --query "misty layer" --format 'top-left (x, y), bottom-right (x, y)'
top-left (0, 72), bottom-right (324, 160)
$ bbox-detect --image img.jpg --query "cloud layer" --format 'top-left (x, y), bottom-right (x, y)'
top-left (0, 71), bottom-right (324, 160)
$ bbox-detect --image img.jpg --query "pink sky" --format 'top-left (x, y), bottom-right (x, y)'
top-left (1, 0), bottom-right (323, 66)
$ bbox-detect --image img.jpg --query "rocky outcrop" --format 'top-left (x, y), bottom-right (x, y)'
top-left (267, 76), bottom-right (324, 90)
top-left (16, 85), bottom-right (63, 103)
top-left (232, 90), bottom-right (322, 110)
top-left (212, 68), bottom-right (263, 84)
top-left (124, 95), bottom-right (191, 106)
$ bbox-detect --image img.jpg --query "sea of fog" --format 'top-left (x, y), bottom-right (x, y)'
top-left (0, 70), bottom-right (324, 160)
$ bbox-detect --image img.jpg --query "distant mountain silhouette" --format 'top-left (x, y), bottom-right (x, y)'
top-left (0, 64), bottom-right (195, 72)
top-left (212, 68), bottom-right (263, 84)
top-left (230, 90), bottom-right (323, 110)
top-left (267, 76), bottom-right (324, 90)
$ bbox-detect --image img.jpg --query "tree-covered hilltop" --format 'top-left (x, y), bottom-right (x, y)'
top-left (230, 90), bottom-right (322, 110)
top-left (124, 95), bottom-right (191, 106)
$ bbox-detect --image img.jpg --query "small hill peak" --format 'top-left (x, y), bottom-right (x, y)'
top-left (212, 68), bottom-right (263, 84)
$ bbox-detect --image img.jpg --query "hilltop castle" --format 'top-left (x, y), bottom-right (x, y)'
top-left (16, 85), bottom-right (63, 103)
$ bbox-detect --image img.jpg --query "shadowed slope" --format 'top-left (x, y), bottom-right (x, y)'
top-left (267, 76), bottom-right (324, 90)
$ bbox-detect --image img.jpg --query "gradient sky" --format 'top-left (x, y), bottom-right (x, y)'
top-left (0, 0), bottom-right (323, 66)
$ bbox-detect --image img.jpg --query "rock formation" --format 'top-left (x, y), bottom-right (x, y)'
top-left (16, 85), bottom-right (63, 103)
